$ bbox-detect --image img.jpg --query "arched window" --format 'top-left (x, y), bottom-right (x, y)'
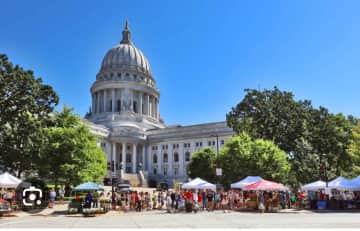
top-left (153, 154), bottom-right (158, 164)
top-left (153, 167), bottom-right (157, 175)
top-left (185, 152), bottom-right (190, 162)
top-left (174, 153), bottom-right (179, 162)
top-left (163, 153), bottom-right (168, 163)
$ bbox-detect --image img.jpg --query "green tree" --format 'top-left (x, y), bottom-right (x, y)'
top-left (308, 108), bottom-right (353, 178)
top-left (347, 122), bottom-right (360, 177)
top-left (187, 147), bottom-right (217, 183)
top-left (226, 86), bottom-right (310, 153)
top-left (219, 133), bottom-right (290, 189)
top-left (0, 54), bottom-right (59, 177)
top-left (40, 107), bottom-right (107, 188)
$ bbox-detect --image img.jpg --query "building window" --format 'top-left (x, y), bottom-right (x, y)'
top-left (177, 144), bottom-right (179, 148)
top-left (163, 167), bottom-right (167, 176)
top-left (173, 144), bottom-right (176, 149)
top-left (200, 142), bottom-right (202, 147)
top-left (174, 167), bottom-right (178, 176)
top-left (213, 141), bottom-right (216, 146)
top-left (133, 101), bottom-right (137, 113)
top-left (208, 141), bottom-right (211, 146)
top-left (196, 142), bottom-right (199, 147)
top-left (163, 153), bottom-right (168, 163)
top-left (184, 143), bottom-right (187, 148)
top-left (126, 154), bottom-right (131, 163)
top-left (117, 100), bottom-right (121, 112)
top-left (153, 154), bottom-right (158, 164)
top-left (221, 140), bottom-right (225, 145)
top-left (117, 73), bottom-right (121, 77)
top-left (153, 168), bottom-right (157, 175)
top-left (174, 153), bottom-right (179, 162)
top-left (185, 152), bottom-right (190, 162)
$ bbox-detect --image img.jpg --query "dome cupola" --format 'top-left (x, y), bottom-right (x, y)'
top-left (99, 20), bottom-right (152, 77)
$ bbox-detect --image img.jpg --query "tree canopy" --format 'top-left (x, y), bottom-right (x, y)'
top-left (187, 147), bottom-right (217, 183)
top-left (219, 133), bottom-right (290, 188)
top-left (226, 86), bottom-right (358, 185)
top-left (39, 107), bottom-right (107, 187)
top-left (0, 54), bottom-right (59, 177)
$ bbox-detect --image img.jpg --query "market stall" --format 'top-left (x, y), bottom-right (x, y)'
top-left (242, 179), bottom-right (289, 211)
top-left (0, 172), bottom-right (21, 188)
top-left (230, 176), bottom-right (263, 189)
top-left (182, 178), bottom-right (215, 190)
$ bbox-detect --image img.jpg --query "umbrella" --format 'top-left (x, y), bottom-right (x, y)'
top-left (243, 179), bottom-right (288, 191)
top-left (301, 180), bottom-right (327, 191)
top-left (73, 182), bottom-right (103, 191)
top-left (231, 176), bottom-right (263, 189)
top-left (0, 172), bottom-right (22, 188)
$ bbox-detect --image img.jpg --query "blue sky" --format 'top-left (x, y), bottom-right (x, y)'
top-left (1, 0), bottom-right (360, 125)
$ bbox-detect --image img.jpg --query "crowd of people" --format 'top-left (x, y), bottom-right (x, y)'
top-left (79, 188), bottom-right (300, 213)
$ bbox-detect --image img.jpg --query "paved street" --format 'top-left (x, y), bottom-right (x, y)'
top-left (1, 205), bottom-right (360, 228)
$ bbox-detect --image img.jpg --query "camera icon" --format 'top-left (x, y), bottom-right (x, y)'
top-left (22, 186), bottom-right (43, 206)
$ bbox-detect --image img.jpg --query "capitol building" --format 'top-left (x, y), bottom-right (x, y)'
top-left (85, 21), bottom-right (234, 187)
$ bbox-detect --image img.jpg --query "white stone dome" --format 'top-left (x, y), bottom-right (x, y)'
top-left (99, 21), bottom-right (152, 76)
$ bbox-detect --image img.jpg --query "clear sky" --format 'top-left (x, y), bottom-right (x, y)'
top-left (1, 0), bottom-right (360, 125)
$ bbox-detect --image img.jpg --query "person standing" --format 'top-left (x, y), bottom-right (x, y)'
top-left (170, 191), bottom-right (176, 209)
top-left (201, 188), bottom-right (207, 211)
top-left (206, 190), bottom-right (214, 211)
top-left (49, 188), bottom-right (56, 208)
top-left (92, 190), bottom-right (99, 208)
top-left (85, 192), bottom-right (93, 209)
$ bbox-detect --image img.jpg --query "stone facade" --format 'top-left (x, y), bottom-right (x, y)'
top-left (85, 21), bottom-right (234, 186)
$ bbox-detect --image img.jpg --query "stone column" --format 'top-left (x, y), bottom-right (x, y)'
top-left (112, 143), bottom-right (116, 176)
top-left (112, 89), bottom-right (115, 112)
top-left (142, 144), bottom-right (146, 170)
top-left (158, 149), bottom-right (162, 177)
top-left (132, 143), bottom-right (137, 173)
top-left (91, 93), bottom-right (95, 114)
top-left (97, 92), bottom-right (101, 113)
top-left (139, 93), bottom-right (143, 115)
top-left (103, 89), bottom-right (107, 112)
top-left (147, 94), bottom-right (150, 116)
top-left (122, 142), bottom-right (126, 172)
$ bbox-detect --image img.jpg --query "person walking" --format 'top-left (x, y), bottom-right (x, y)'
top-left (206, 190), bottom-right (214, 211)
top-left (170, 191), bottom-right (176, 209)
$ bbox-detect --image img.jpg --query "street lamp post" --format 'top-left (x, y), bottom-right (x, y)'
top-left (210, 134), bottom-right (221, 190)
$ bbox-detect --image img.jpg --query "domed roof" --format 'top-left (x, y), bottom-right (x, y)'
top-left (100, 21), bottom-right (152, 76)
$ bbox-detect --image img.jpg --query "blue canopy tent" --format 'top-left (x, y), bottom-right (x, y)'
top-left (230, 176), bottom-right (263, 189)
top-left (73, 182), bottom-right (104, 191)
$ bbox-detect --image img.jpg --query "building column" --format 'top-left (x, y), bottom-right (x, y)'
top-left (132, 143), bottom-right (137, 173)
top-left (139, 93), bottom-right (143, 115)
top-left (112, 143), bottom-right (117, 176)
top-left (112, 89), bottom-right (115, 112)
top-left (91, 93), bottom-right (95, 114)
top-left (103, 89), bottom-right (107, 112)
top-left (97, 92), bottom-right (101, 113)
top-left (147, 94), bottom-right (150, 116)
top-left (142, 145), bottom-right (146, 170)
top-left (179, 143), bottom-right (184, 177)
top-left (168, 144), bottom-right (173, 178)
top-left (121, 142), bottom-right (126, 172)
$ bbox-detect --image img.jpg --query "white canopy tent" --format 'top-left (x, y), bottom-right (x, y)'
top-left (182, 178), bottom-right (216, 190)
top-left (230, 176), bottom-right (263, 189)
top-left (301, 180), bottom-right (326, 191)
top-left (0, 172), bottom-right (22, 188)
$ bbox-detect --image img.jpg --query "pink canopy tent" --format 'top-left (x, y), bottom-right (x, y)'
top-left (243, 179), bottom-right (289, 191)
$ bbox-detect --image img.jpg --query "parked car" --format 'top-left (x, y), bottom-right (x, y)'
top-left (157, 182), bottom-right (169, 191)
top-left (117, 183), bottom-right (131, 192)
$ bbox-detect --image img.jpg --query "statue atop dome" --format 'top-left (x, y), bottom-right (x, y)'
top-left (120, 20), bottom-right (132, 45)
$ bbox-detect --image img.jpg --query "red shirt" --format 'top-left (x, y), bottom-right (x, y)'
top-left (198, 194), bottom-right (202, 202)
top-left (185, 191), bottom-right (193, 200)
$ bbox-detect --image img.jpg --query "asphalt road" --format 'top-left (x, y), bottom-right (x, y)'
top-left (1, 209), bottom-right (360, 228)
